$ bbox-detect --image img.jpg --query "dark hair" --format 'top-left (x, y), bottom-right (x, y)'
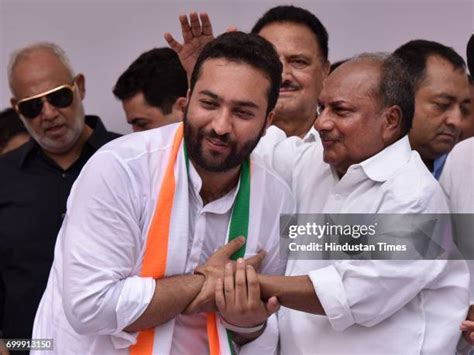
top-left (251, 5), bottom-right (329, 62)
top-left (467, 34), bottom-right (474, 76)
top-left (393, 39), bottom-right (466, 91)
top-left (379, 54), bottom-right (415, 135)
top-left (113, 47), bottom-right (188, 114)
top-left (0, 107), bottom-right (27, 148)
top-left (330, 59), bottom-right (348, 74)
top-left (190, 31), bottom-right (282, 115)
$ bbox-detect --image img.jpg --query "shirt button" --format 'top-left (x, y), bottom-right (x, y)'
top-left (62, 173), bottom-right (67, 178)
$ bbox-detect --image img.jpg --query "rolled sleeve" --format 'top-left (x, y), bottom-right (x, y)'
top-left (308, 265), bottom-right (355, 331)
top-left (111, 276), bottom-right (156, 348)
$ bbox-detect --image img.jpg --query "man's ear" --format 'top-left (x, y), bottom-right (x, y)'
top-left (173, 96), bottom-right (187, 114)
top-left (10, 97), bottom-right (17, 111)
top-left (382, 105), bottom-right (402, 143)
top-left (262, 110), bottom-right (275, 136)
top-left (322, 59), bottom-right (331, 79)
top-left (75, 73), bottom-right (86, 100)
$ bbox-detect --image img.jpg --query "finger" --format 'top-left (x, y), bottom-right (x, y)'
top-left (189, 12), bottom-right (202, 37)
top-left (164, 33), bottom-right (183, 53)
top-left (200, 12), bottom-right (214, 36)
top-left (224, 262), bottom-right (235, 306)
top-left (215, 278), bottom-right (226, 312)
top-left (245, 250), bottom-right (266, 271)
top-left (215, 237), bottom-right (246, 259)
top-left (179, 14), bottom-right (193, 42)
top-left (246, 264), bottom-right (261, 307)
top-left (235, 258), bottom-right (247, 309)
top-left (461, 320), bottom-right (474, 329)
top-left (265, 296), bottom-right (280, 315)
top-left (225, 25), bottom-right (238, 33)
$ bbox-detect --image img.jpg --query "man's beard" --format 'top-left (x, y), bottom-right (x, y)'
top-left (183, 110), bottom-right (266, 173)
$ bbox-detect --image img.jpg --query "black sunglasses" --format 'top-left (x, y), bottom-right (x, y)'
top-left (16, 83), bottom-right (75, 119)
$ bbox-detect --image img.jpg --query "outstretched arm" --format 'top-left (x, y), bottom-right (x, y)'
top-left (258, 274), bottom-right (325, 315)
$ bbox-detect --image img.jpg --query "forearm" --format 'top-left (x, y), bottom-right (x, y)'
top-left (258, 275), bottom-right (325, 315)
top-left (124, 274), bottom-right (204, 332)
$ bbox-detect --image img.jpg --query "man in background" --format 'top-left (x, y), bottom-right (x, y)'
top-left (0, 42), bottom-right (119, 344)
top-left (394, 39), bottom-right (471, 179)
top-left (0, 107), bottom-right (29, 155)
top-left (113, 47), bottom-right (187, 132)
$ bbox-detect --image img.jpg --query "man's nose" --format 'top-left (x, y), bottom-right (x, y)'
top-left (40, 99), bottom-right (58, 120)
top-left (211, 108), bottom-right (233, 136)
top-left (314, 108), bottom-right (333, 132)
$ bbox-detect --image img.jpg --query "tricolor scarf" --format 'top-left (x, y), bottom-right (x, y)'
top-left (130, 123), bottom-right (250, 355)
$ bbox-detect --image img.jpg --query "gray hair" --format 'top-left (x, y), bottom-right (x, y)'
top-left (7, 42), bottom-right (75, 93)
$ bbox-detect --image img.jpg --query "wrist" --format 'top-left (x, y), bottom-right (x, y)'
top-left (220, 317), bottom-right (266, 334)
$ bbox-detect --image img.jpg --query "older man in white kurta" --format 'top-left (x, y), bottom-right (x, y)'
top-left (253, 54), bottom-right (469, 354)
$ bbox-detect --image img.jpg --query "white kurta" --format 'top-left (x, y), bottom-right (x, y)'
top-left (32, 123), bottom-right (295, 355)
top-left (259, 129), bottom-right (470, 354)
top-left (440, 138), bottom-right (474, 355)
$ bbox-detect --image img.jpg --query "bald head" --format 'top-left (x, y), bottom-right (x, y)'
top-left (315, 53), bottom-right (414, 175)
top-left (8, 43), bottom-right (75, 97)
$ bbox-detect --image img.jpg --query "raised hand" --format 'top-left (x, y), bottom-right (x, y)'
top-left (164, 12), bottom-right (214, 78)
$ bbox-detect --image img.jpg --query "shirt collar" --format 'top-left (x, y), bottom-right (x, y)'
top-left (18, 115), bottom-right (107, 168)
top-left (188, 160), bottom-right (239, 214)
top-left (357, 135), bottom-right (412, 182)
top-left (303, 126), bottom-right (320, 143)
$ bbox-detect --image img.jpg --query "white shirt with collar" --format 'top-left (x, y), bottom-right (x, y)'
top-left (263, 134), bottom-right (469, 354)
top-left (32, 124), bottom-right (295, 355)
top-left (439, 138), bottom-right (474, 355)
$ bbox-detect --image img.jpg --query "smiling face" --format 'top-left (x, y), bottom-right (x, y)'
top-left (184, 58), bottom-right (273, 172)
top-left (409, 55), bottom-right (471, 161)
top-left (315, 59), bottom-right (389, 175)
top-left (258, 21), bottom-right (329, 125)
top-left (10, 48), bottom-right (86, 154)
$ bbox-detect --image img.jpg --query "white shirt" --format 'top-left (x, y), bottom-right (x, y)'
top-left (439, 138), bottom-right (474, 355)
top-left (263, 132), bottom-right (469, 354)
top-left (440, 137), bottom-right (474, 214)
top-left (302, 125), bottom-right (319, 143)
top-left (32, 124), bottom-right (295, 355)
top-left (440, 138), bottom-right (474, 302)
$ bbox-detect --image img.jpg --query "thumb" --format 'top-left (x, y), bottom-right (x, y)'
top-left (265, 296), bottom-right (280, 315)
top-left (245, 250), bottom-right (266, 271)
top-left (215, 236), bottom-right (246, 258)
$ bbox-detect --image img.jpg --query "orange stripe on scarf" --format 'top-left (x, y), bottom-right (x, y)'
top-left (207, 313), bottom-right (221, 355)
top-left (131, 124), bottom-right (184, 355)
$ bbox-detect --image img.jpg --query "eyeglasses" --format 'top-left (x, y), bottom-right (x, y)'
top-left (16, 82), bottom-right (76, 119)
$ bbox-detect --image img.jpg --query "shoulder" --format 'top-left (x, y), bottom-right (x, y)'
top-left (381, 151), bottom-right (448, 213)
top-left (250, 153), bottom-right (296, 210)
top-left (94, 123), bottom-right (181, 163)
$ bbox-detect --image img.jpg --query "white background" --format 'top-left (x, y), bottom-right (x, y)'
top-left (1, 0), bottom-right (473, 134)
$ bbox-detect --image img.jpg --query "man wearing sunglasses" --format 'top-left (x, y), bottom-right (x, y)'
top-left (0, 42), bottom-right (119, 345)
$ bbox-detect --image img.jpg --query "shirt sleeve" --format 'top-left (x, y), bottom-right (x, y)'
top-left (61, 150), bottom-right (155, 347)
top-left (309, 259), bottom-right (466, 331)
